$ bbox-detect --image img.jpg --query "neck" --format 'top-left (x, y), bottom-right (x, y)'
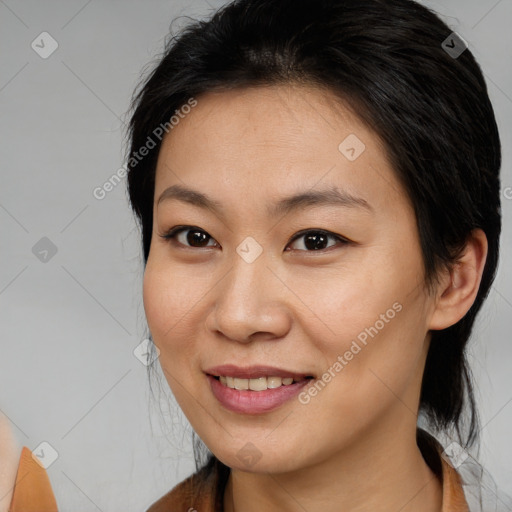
top-left (223, 424), bottom-right (443, 512)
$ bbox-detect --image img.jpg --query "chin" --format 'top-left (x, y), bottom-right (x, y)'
top-left (207, 437), bottom-right (310, 475)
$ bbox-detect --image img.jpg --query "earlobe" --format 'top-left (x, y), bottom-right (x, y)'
top-left (429, 229), bottom-right (488, 331)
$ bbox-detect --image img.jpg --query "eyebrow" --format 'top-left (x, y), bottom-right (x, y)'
top-left (157, 184), bottom-right (374, 218)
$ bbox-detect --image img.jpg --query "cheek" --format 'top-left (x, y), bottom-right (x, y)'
top-left (142, 262), bottom-right (196, 355)
top-left (142, 264), bottom-right (169, 338)
top-left (298, 262), bottom-right (427, 401)
top-left (287, 261), bottom-right (402, 349)
top-left (326, 303), bottom-right (425, 419)
top-left (142, 263), bottom-right (204, 408)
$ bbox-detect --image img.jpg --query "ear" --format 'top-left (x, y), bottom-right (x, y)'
top-left (428, 229), bottom-right (488, 331)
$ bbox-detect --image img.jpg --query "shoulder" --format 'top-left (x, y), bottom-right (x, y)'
top-left (1, 414), bottom-right (58, 511)
top-left (418, 427), bottom-right (512, 512)
top-left (8, 446), bottom-right (58, 512)
top-left (455, 454), bottom-right (512, 512)
top-left (146, 460), bottom-right (226, 512)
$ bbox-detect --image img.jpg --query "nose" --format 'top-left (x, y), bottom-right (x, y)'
top-left (205, 251), bottom-right (292, 344)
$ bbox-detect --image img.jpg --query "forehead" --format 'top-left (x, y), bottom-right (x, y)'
top-left (160, 84), bottom-right (369, 152)
top-left (153, 84), bottom-right (409, 216)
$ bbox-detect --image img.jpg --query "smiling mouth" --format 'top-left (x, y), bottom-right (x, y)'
top-left (211, 375), bottom-right (314, 391)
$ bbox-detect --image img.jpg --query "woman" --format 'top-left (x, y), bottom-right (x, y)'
top-left (4, 0), bottom-right (507, 510)
top-left (124, 0), bottom-right (511, 511)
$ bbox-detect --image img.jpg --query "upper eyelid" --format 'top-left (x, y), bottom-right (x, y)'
top-left (287, 230), bottom-right (350, 251)
top-left (289, 229), bottom-right (347, 242)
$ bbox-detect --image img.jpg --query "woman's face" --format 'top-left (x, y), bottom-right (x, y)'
top-left (143, 84), bottom-right (440, 473)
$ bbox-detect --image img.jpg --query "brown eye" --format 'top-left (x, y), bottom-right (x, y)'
top-left (160, 226), bottom-right (218, 248)
top-left (286, 229), bottom-right (349, 252)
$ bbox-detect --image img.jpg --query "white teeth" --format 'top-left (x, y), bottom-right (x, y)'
top-left (267, 376), bottom-right (282, 389)
top-left (249, 377), bottom-right (267, 391)
top-left (218, 375), bottom-right (303, 391)
top-left (234, 378), bottom-right (249, 390)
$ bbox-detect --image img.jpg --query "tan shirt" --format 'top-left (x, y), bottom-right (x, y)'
top-left (9, 447), bottom-right (58, 512)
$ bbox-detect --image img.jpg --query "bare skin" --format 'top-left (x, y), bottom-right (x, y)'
top-left (143, 84), bottom-right (487, 512)
top-left (0, 412), bottom-right (20, 512)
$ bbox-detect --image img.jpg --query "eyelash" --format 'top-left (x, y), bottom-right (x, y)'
top-left (159, 225), bottom-right (350, 253)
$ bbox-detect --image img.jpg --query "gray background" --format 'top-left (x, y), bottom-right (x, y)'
top-left (1, 0), bottom-right (511, 509)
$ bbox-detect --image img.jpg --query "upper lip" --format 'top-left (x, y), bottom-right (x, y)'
top-left (205, 364), bottom-right (312, 380)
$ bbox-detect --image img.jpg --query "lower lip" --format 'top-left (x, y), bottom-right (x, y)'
top-left (207, 374), bottom-right (311, 414)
